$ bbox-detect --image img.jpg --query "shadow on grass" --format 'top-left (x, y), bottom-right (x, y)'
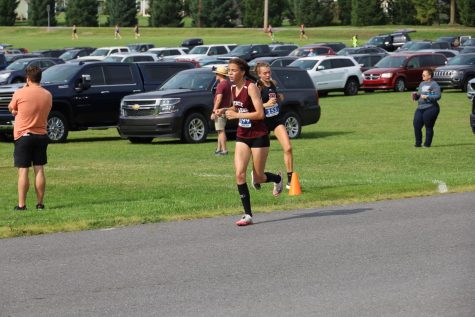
top-left (299, 130), bottom-right (354, 139)
top-left (66, 136), bottom-right (123, 143)
top-left (432, 142), bottom-right (475, 148)
top-left (256, 207), bottom-right (372, 225)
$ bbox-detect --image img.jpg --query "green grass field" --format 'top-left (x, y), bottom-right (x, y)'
top-left (1, 90), bottom-right (474, 238)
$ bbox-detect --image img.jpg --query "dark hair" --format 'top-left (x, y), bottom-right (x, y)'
top-left (26, 66), bottom-right (42, 83)
top-left (423, 69), bottom-right (433, 77)
top-left (229, 58), bottom-right (257, 82)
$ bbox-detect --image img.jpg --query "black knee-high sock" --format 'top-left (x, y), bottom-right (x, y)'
top-left (287, 172), bottom-right (293, 184)
top-left (264, 172), bottom-right (281, 184)
top-left (237, 183), bottom-right (252, 216)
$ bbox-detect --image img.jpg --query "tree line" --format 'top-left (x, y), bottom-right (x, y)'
top-left (0, 0), bottom-right (474, 27)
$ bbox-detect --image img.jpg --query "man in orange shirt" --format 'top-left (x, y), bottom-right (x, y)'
top-left (8, 66), bottom-right (52, 211)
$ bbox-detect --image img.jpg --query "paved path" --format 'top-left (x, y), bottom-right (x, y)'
top-left (1, 192), bottom-right (474, 317)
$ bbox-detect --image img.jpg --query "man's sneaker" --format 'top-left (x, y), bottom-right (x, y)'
top-left (13, 205), bottom-right (27, 211)
top-left (36, 203), bottom-right (45, 210)
top-left (236, 214), bottom-right (253, 226)
top-left (220, 150), bottom-right (228, 155)
top-left (251, 171), bottom-right (261, 190)
top-left (214, 149), bottom-right (222, 155)
top-left (273, 172), bottom-right (283, 197)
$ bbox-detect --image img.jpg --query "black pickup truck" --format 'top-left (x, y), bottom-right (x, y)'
top-left (118, 67), bottom-right (321, 143)
top-left (0, 61), bottom-right (194, 142)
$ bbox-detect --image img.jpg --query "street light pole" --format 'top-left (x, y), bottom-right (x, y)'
top-left (263, 0), bottom-right (268, 30)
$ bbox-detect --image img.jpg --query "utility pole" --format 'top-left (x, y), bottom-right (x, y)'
top-left (198, 0), bottom-right (202, 27)
top-left (263, 0), bottom-right (268, 30)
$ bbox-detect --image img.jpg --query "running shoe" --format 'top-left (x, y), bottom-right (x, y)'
top-left (13, 205), bottom-right (27, 211)
top-left (214, 149), bottom-right (222, 155)
top-left (36, 203), bottom-right (45, 210)
top-left (236, 214), bottom-right (253, 226)
top-left (273, 172), bottom-right (283, 197)
top-left (251, 171), bottom-right (261, 190)
top-left (220, 150), bottom-right (228, 155)
top-left (286, 182), bottom-right (291, 190)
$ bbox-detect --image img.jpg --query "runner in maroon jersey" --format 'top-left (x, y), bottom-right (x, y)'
top-left (217, 58), bottom-right (283, 226)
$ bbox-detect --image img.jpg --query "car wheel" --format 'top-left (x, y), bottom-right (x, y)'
top-left (181, 112), bottom-right (208, 143)
top-left (394, 78), bottom-right (406, 92)
top-left (282, 111), bottom-right (302, 139)
top-left (462, 76), bottom-right (474, 92)
top-left (47, 111), bottom-right (69, 143)
top-left (344, 78), bottom-right (359, 96)
top-left (128, 137), bottom-right (153, 144)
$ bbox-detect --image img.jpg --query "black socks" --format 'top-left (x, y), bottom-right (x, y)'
top-left (237, 183), bottom-right (252, 216)
top-left (264, 172), bottom-right (281, 184)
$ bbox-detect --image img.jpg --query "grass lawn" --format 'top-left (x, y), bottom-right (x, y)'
top-left (0, 90), bottom-right (474, 238)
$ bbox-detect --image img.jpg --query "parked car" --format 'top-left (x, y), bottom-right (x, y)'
top-left (289, 45), bottom-right (336, 57)
top-left (436, 36), bottom-right (471, 48)
top-left (466, 78), bottom-right (475, 133)
top-left (0, 61), bottom-right (195, 142)
top-left (351, 53), bottom-right (387, 72)
top-left (433, 53), bottom-right (475, 91)
top-left (337, 46), bottom-right (387, 55)
top-left (103, 52), bottom-right (158, 63)
top-left (181, 38), bottom-right (204, 49)
top-left (118, 67), bottom-right (320, 143)
top-left (248, 56), bottom-right (299, 68)
top-left (366, 30), bottom-right (414, 52)
top-left (5, 53), bottom-right (41, 64)
top-left (0, 57), bottom-right (64, 85)
top-left (461, 38), bottom-right (475, 47)
top-left (417, 49), bottom-right (459, 60)
top-left (312, 42), bottom-right (347, 53)
top-left (59, 48), bottom-right (95, 61)
top-left (288, 55), bottom-right (362, 96)
top-left (397, 41), bottom-right (450, 51)
top-left (77, 46), bottom-right (130, 61)
top-left (147, 47), bottom-right (189, 60)
top-left (361, 52), bottom-right (447, 92)
top-left (127, 43), bottom-right (155, 52)
top-left (269, 44), bottom-right (299, 56)
top-left (0, 53), bottom-right (7, 70)
top-left (217, 44), bottom-right (273, 62)
top-left (32, 49), bottom-right (68, 58)
top-left (176, 44), bottom-right (234, 63)
top-left (460, 47), bottom-right (475, 54)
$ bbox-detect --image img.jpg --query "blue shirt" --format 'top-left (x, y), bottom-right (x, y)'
top-left (416, 80), bottom-right (441, 110)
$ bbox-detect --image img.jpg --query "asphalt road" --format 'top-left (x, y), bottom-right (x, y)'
top-left (1, 192), bottom-right (474, 317)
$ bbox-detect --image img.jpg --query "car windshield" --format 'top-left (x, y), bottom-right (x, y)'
top-left (231, 45), bottom-right (252, 54)
top-left (127, 44), bottom-right (140, 51)
top-left (90, 49), bottom-right (109, 56)
top-left (337, 48), bottom-right (356, 55)
top-left (159, 71), bottom-right (215, 91)
top-left (41, 64), bottom-right (78, 84)
top-left (461, 47), bottom-right (475, 53)
top-left (288, 59), bottom-right (318, 70)
top-left (367, 36), bottom-right (385, 46)
top-left (462, 39), bottom-right (475, 46)
top-left (189, 46), bottom-right (209, 54)
top-left (409, 42), bottom-right (431, 50)
top-left (447, 54), bottom-right (475, 65)
top-left (103, 56), bottom-right (123, 62)
top-left (374, 56), bottom-right (406, 68)
top-left (6, 59), bottom-right (29, 71)
top-left (59, 50), bottom-right (79, 61)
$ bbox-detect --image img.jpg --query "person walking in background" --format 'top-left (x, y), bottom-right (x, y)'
top-left (114, 24), bottom-right (122, 39)
top-left (267, 24), bottom-right (275, 42)
top-left (412, 69), bottom-right (441, 148)
top-left (352, 34), bottom-right (359, 47)
top-left (299, 24), bottom-right (308, 40)
top-left (8, 66), bottom-right (52, 211)
top-left (255, 62), bottom-right (294, 190)
top-left (217, 58), bottom-right (282, 226)
top-left (71, 24), bottom-right (78, 40)
top-left (134, 24), bottom-right (140, 39)
top-left (211, 66), bottom-right (231, 156)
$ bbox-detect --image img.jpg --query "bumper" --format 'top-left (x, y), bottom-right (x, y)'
top-left (361, 78), bottom-right (394, 90)
top-left (433, 77), bottom-right (463, 89)
top-left (117, 114), bottom-right (182, 138)
top-left (0, 113), bottom-right (14, 131)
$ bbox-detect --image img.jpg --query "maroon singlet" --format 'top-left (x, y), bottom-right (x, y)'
top-left (232, 80), bottom-right (268, 139)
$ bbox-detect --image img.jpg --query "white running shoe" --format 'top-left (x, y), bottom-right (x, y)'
top-left (273, 172), bottom-right (283, 197)
top-left (236, 214), bottom-right (253, 226)
top-left (251, 171), bottom-right (261, 190)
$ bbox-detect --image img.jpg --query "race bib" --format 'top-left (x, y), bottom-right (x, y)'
top-left (238, 108), bottom-right (251, 128)
top-left (265, 104), bottom-right (279, 117)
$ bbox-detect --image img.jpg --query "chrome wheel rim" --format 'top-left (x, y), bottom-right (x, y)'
top-left (285, 117), bottom-right (299, 138)
top-left (188, 118), bottom-right (205, 141)
top-left (47, 117), bottom-right (64, 141)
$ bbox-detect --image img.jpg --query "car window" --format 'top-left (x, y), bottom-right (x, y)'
top-left (216, 46), bottom-right (227, 54)
top-left (433, 54), bottom-right (447, 65)
top-left (371, 55), bottom-right (383, 65)
top-left (407, 56), bottom-right (421, 68)
top-left (40, 60), bottom-right (55, 68)
top-left (272, 69), bottom-right (314, 89)
top-left (356, 56), bottom-right (371, 67)
top-left (103, 65), bottom-right (135, 85)
top-left (110, 49), bottom-right (119, 54)
top-left (320, 60), bottom-right (333, 69)
top-left (315, 47), bottom-right (329, 55)
top-left (170, 50), bottom-right (180, 55)
top-left (420, 55), bottom-right (434, 67)
top-left (133, 56), bottom-right (154, 62)
top-left (29, 61), bottom-right (41, 68)
top-left (83, 66), bottom-right (105, 85)
top-left (288, 59), bottom-right (318, 70)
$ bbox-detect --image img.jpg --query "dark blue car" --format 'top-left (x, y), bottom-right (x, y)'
top-left (0, 57), bottom-right (64, 85)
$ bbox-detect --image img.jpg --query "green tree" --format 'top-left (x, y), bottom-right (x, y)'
top-left (65, 0), bottom-right (98, 27)
top-left (337, 0), bottom-right (352, 25)
top-left (295, 0), bottom-right (334, 26)
top-left (28, 0), bottom-right (56, 26)
top-left (149, 0), bottom-right (183, 27)
top-left (386, 0), bottom-right (417, 24)
top-left (458, 0), bottom-right (475, 26)
top-left (188, 0), bottom-right (237, 27)
top-left (351, 0), bottom-right (385, 26)
top-left (241, 0), bottom-right (286, 27)
top-left (0, 0), bottom-right (19, 26)
top-left (412, 0), bottom-right (438, 25)
top-left (106, 0), bottom-right (137, 27)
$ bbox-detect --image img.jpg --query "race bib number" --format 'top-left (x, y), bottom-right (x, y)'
top-left (238, 107), bottom-right (251, 128)
top-left (265, 104), bottom-right (279, 117)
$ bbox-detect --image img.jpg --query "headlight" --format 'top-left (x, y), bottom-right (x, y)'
top-left (0, 73), bottom-right (10, 81)
top-left (158, 98), bottom-right (180, 113)
top-left (381, 73), bottom-right (393, 78)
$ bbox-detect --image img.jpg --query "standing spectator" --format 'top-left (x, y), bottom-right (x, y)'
top-left (217, 58), bottom-right (283, 226)
top-left (114, 24), bottom-right (122, 39)
top-left (352, 34), bottom-right (359, 47)
top-left (412, 69), bottom-right (441, 148)
top-left (211, 66), bottom-right (231, 156)
top-left (8, 66), bottom-right (52, 211)
top-left (299, 24), bottom-right (308, 40)
top-left (255, 62), bottom-right (294, 189)
top-left (71, 24), bottom-right (78, 40)
top-left (134, 24), bottom-right (140, 39)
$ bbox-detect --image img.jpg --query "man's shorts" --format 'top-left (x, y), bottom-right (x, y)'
top-left (214, 116), bottom-right (227, 131)
top-left (236, 135), bottom-right (270, 148)
top-left (14, 134), bottom-right (49, 168)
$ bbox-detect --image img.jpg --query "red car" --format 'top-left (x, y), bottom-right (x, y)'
top-left (361, 52), bottom-right (447, 92)
top-left (289, 45), bottom-right (336, 57)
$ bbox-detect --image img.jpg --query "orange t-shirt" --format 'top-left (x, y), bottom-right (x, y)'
top-left (9, 85), bottom-right (52, 140)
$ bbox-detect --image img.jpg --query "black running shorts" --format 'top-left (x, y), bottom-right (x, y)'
top-left (14, 134), bottom-right (49, 168)
top-left (236, 135), bottom-right (270, 148)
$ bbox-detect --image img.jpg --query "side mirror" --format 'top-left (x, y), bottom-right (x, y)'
top-left (317, 65), bottom-right (325, 71)
top-left (75, 74), bottom-right (91, 92)
top-left (407, 64), bottom-right (414, 69)
top-left (251, 50), bottom-right (258, 55)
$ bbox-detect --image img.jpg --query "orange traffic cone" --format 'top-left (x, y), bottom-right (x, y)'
top-left (288, 172), bottom-right (302, 196)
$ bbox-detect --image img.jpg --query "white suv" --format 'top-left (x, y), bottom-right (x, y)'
top-left (288, 55), bottom-right (363, 96)
top-left (178, 44), bottom-right (235, 62)
top-left (77, 46), bottom-right (130, 61)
